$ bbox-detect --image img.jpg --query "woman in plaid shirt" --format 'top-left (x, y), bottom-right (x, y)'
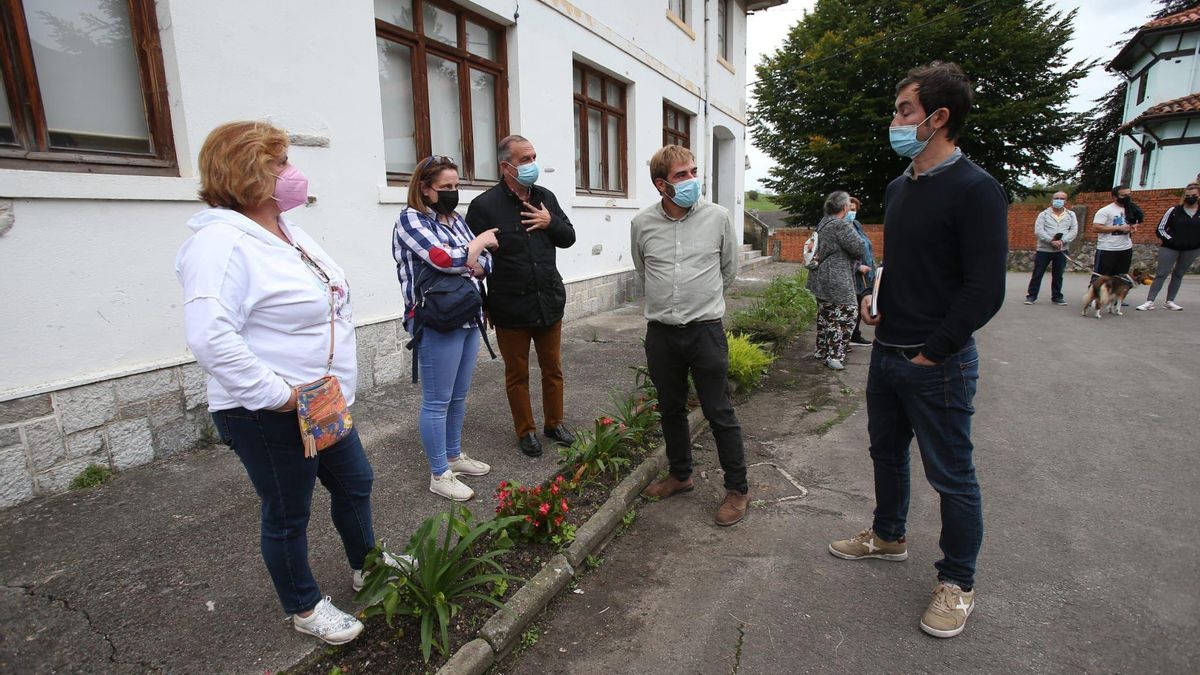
top-left (392, 156), bottom-right (499, 501)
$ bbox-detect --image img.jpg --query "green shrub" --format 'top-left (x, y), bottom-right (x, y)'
top-left (494, 476), bottom-right (573, 545)
top-left (556, 417), bottom-right (631, 483)
top-left (355, 505), bottom-right (521, 663)
top-left (729, 271), bottom-right (818, 342)
top-left (726, 332), bottom-right (775, 391)
top-left (604, 390), bottom-right (660, 446)
top-left (69, 464), bottom-right (113, 490)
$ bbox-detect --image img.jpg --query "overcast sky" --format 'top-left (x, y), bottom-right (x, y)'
top-left (744, 0), bottom-right (1160, 191)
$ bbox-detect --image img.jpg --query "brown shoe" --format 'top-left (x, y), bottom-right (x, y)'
top-left (714, 490), bottom-right (750, 526)
top-left (642, 475), bottom-right (694, 499)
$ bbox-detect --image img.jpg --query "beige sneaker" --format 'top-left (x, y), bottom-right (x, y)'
top-left (430, 469), bottom-right (474, 501)
top-left (828, 528), bottom-right (908, 561)
top-left (448, 452), bottom-right (491, 476)
top-left (920, 581), bottom-right (975, 638)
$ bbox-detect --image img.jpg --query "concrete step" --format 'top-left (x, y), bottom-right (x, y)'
top-left (739, 249), bottom-right (763, 262)
top-left (740, 253), bottom-right (772, 270)
top-left (739, 243), bottom-right (754, 252)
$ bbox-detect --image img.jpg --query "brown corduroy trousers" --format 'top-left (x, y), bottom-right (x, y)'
top-left (493, 321), bottom-right (565, 437)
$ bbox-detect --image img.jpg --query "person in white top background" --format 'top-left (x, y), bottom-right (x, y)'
top-left (1092, 185), bottom-right (1140, 279)
top-left (175, 121), bottom-right (378, 646)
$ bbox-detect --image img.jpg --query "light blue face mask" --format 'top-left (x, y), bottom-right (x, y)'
top-left (888, 110), bottom-right (938, 159)
top-left (666, 177), bottom-right (701, 208)
top-left (846, 210), bottom-right (857, 221)
top-left (507, 160), bottom-right (539, 187)
top-left (1051, 198), bottom-right (1066, 209)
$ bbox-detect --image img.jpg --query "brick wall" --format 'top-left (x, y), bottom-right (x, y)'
top-left (768, 188), bottom-right (1191, 265)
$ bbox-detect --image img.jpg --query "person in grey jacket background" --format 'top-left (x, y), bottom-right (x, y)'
top-left (806, 191), bottom-right (867, 370)
top-left (847, 196), bottom-right (876, 348)
top-left (1024, 190), bottom-right (1078, 305)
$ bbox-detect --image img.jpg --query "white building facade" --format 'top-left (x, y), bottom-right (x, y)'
top-left (0, 0), bottom-right (786, 507)
top-left (1109, 7), bottom-right (1200, 190)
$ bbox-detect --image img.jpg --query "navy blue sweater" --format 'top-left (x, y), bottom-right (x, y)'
top-left (876, 156), bottom-right (1008, 361)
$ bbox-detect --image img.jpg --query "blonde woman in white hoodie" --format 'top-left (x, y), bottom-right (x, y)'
top-left (175, 122), bottom-right (374, 645)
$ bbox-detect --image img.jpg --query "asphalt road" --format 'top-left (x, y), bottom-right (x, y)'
top-left (506, 272), bottom-right (1200, 674)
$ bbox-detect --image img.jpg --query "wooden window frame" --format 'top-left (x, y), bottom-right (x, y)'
top-left (1136, 72), bottom-right (1148, 105)
top-left (0, 0), bottom-right (176, 175)
top-left (1119, 149), bottom-right (1136, 187)
top-left (573, 62), bottom-right (627, 196)
top-left (662, 101), bottom-right (692, 149)
top-left (1138, 141), bottom-right (1155, 187)
top-left (376, 0), bottom-right (509, 187)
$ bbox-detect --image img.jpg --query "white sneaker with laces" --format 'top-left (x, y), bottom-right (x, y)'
top-left (1135, 301), bottom-right (1155, 311)
top-left (430, 469), bottom-right (474, 501)
top-left (352, 551), bottom-right (418, 592)
top-left (825, 358), bottom-right (844, 370)
top-left (448, 452), bottom-right (491, 476)
top-left (292, 596), bottom-right (363, 645)
top-left (1165, 300), bottom-right (1183, 311)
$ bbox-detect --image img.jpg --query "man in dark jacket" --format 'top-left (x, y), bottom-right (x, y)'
top-left (466, 135), bottom-right (577, 457)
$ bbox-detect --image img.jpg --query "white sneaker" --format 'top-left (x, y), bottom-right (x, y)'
top-left (448, 452), bottom-right (491, 476)
top-left (825, 358), bottom-right (844, 370)
top-left (292, 596), bottom-right (363, 645)
top-left (352, 551), bottom-right (417, 592)
top-left (1135, 301), bottom-right (1155, 311)
top-left (1165, 301), bottom-right (1183, 311)
top-left (430, 469), bottom-right (473, 501)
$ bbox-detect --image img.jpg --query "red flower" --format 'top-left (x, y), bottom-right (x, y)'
top-left (554, 515), bottom-right (564, 526)
top-left (539, 503), bottom-right (551, 516)
top-left (499, 480), bottom-right (508, 489)
top-left (524, 515), bottom-right (533, 522)
top-left (533, 486), bottom-right (542, 495)
top-left (598, 416), bottom-right (614, 426)
top-left (551, 484), bottom-right (560, 495)
top-left (555, 475), bottom-right (565, 483)
top-left (560, 498), bottom-right (569, 512)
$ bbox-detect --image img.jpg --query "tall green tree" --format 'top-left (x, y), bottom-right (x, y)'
top-left (1075, 80), bottom-right (1125, 193)
top-left (1151, 0), bottom-right (1199, 17)
top-left (750, 0), bottom-right (1090, 222)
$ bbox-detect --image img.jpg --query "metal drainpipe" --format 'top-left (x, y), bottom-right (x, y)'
top-left (703, 0), bottom-right (712, 197)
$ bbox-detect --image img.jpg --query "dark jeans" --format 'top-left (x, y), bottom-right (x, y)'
top-left (644, 320), bottom-right (748, 493)
top-left (1094, 248), bottom-right (1132, 277)
top-left (866, 341), bottom-right (982, 588)
top-left (1026, 250), bottom-right (1066, 302)
top-left (213, 408), bottom-right (376, 614)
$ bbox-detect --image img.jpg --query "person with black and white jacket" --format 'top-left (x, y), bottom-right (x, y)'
top-left (1138, 183), bottom-right (1200, 311)
top-left (806, 191), bottom-right (867, 370)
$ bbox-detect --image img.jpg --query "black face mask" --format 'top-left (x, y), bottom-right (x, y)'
top-left (1117, 195), bottom-right (1131, 206)
top-left (427, 189), bottom-right (459, 215)
top-left (1185, 196), bottom-right (1198, 206)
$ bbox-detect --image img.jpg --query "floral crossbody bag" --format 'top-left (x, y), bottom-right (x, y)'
top-left (291, 244), bottom-right (353, 458)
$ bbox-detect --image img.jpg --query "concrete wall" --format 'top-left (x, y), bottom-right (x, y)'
top-left (0, 0), bottom-right (765, 508)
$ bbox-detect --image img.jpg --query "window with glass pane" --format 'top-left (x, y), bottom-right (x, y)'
top-left (374, 1), bottom-right (507, 183)
top-left (663, 102), bottom-right (692, 149)
top-left (717, 0), bottom-right (729, 61)
top-left (573, 63), bottom-right (626, 194)
top-left (0, 0), bottom-right (175, 172)
top-left (669, 0), bottom-right (687, 22)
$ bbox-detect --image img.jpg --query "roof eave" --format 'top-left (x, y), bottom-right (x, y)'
top-left (1108, 23), bottom-right (1200, 72)
top-left (746, 0), bottom-right (789, 12)
top-left (1119, 109), bottom-right (1200, 133)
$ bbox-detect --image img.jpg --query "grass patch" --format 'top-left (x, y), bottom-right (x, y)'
top-left (69, 464), bottom-right (113, 490)
top-left (728, 271), bottom-right (817, 345)
top-left (745, 195), bottom-right (781, 211)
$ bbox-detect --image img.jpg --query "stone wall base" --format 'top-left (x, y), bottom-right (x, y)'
top-left (1007, 243), bottom-right (1200, 275)
top-left (0, 269), bottom-right (642, 509)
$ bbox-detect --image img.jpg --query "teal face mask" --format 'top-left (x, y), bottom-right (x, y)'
top-left (846, 210), bottom-right (857, 221)
top-left (1051, 199), bottom-right (1065, 209)
top-left (666, 177), bottom-right (700, 208)
top-left (888, 110), bottom-right (938, 159)
top-left (513, 161), bottom-right (539, 187)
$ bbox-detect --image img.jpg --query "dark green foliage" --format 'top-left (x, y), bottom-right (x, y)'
top-left (1075, 80), bottom-right (1125, 193)
top-left (69, 464), bottom-right (113, 490)
top-left (728, 271), bottom-right (818, 343)
top-left (750, 0), bottom-right (1090, 220)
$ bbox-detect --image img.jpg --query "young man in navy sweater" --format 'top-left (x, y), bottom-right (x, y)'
top-left (827, 62), bottom-right (1008, 639)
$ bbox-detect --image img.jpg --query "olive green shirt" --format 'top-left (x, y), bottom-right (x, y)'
top-left (631, 198), bottom-right (739, 325)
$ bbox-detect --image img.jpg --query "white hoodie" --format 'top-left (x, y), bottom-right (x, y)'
top-left (175, 208), bottom-right (357, 412)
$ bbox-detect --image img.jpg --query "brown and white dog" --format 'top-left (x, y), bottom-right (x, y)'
top-left (1081, 270), bottom-right (1146, 319)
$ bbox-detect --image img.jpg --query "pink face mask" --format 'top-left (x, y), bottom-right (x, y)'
top-left (271, 164), bottom-right (309, 212)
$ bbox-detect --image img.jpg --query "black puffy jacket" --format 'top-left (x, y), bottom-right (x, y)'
top-left (465, 181), bottom-right (576, 328)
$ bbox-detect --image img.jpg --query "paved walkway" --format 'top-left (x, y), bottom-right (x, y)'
top-left (508, 272), bottom-right (1200, 674)
top-left (0, 263), bottom-right (793, 674)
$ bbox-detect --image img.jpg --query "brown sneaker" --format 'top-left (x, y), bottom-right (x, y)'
top-left (919, 581), bottom-right (975, 638)
top-left (828, 528), bottom-right (908, 561)
top-left (642, 474), bottom-right (694, 499)
top-left (714, 490), bottom-right (750, 526)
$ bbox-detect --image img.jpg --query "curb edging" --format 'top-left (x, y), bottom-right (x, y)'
top-left (435, 407), bottom-right (705, 674)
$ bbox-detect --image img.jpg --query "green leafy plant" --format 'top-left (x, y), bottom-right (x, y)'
top-left (726, 332), bottom-right (775, 391)
top-left (520, 626), bottom-right (541, 650)
top-left (556, 417), bottom-right (631, 483)
top-left (630, 364), bottom-right (657, 402)
top-left (550, 523), bottom-right (578, 548)
top-left (621, 508), bottom-right (637, 530)
top-left (494, 476), bottom-right (573, 545)
top-left (604, 390), bottom-right (660, 446)
top-left (585, 554), bottom-right (604, 570)
top-left (69, 464), bottom-right (113, 490)
top-left (355, 505), bottom-right (521, 663)
top-left (729, 272), bottom-right (817, 342)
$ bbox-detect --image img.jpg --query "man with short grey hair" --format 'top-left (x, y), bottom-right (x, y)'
top-left (466, 135), bottom-right (577, 458)
top-left (1023, 190), bottom-right (1077, 305)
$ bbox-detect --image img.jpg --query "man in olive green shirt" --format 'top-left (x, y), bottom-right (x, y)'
top-left (631, 145), bottom-right (749, 526)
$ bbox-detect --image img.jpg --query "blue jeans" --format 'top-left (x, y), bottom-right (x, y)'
top-left (1026, 250), bottom-right (1066, 302)
top-left (417, 326), bottom-right (480, 475)
top-left (212, 409), bottom-right (375, 614)
top-left (866, 340), bottom-right (982, 588)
